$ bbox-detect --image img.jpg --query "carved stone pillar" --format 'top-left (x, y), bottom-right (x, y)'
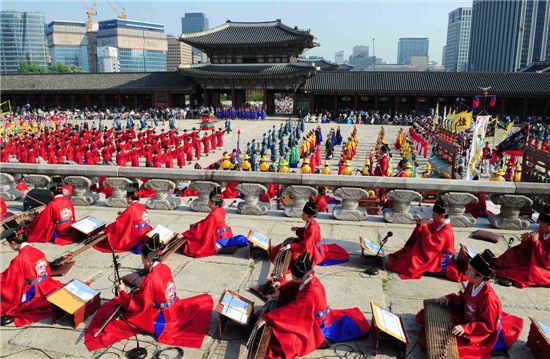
top-left (24, 174), bottom-right (51, 190)
top-left (440, 192), bottom-right (478, 227)
top-left (283, 185), bottom-right (317, 217)
top-left (236, 183), bottom-right (269, 215)
top-left (188, 181), bottom-right (219, 213)
top-left (104, 177), bottom-right (133, 208)
top-left (144, 179), bottom-right (180, 210)
top-left (332, 187), bottom-right (368, 221)
top-left (488, 194), bottom-right (532, 230)
top-left (0, 173), bottom-right (23, 201)
top-left (65, 176), bottom-right (99, 206)
top-left (383, 189), bottom-right (422, 224)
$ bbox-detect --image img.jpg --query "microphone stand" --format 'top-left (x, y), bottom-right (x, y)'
top-left (366, 231), bottom-right (393, 275)
top-left (1, 299), bottom-right (14, 326)
top-left (497, 237), bottom-right (515, 287)
top-left (112, 249), bottom-right (147, 359)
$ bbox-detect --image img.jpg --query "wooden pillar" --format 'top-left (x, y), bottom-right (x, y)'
top-left (25, 94), bottom-right (30, 105)
top-left (101, 94), bottom-right (106, 108)
top-left (309, 94), bottom-right (314, 112)
top-left (415, 96), bottom-right (419, 112)
top-left (86, 94), bottom-right (90, 107)
top-left (203, 87), bottom-right (209, 107)
top-left (133, 93), bottom-right (138, 109)
top-left (262, 87), bottom-right (267, 112)
top-left (40, 94), bottom-right (45, 108)
top-left (394, 96), bottom-right (398, 114)
top-left (231, 87), bottom-right (236, 107)
top-left (333, 94), bottom-right (338, 112)
top-left (117, 93), bottom-right (122, 107)
top-left (354, 94), bottom-right (359, 111)
top-left (10, 94), bottom-right (16, 108)
top-left (55, 94), bottom-right (60, 107)
top-left (374, 95), bottom-right (379, 111)
top-left (545, 98), bottom-right (549, 117)
top-left (522, 97), bottom-right (527, 120)
top-left (70, 94), bottom-right (75, 108)
top-left (292, 88), bottom-right (297, 115)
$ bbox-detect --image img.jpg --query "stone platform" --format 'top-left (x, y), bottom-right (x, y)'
top-left (1, 200), bottom-right (547, 359)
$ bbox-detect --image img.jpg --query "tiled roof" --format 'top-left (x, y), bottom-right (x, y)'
top-left (181, 20), bottom-right (317, 48)
top-left (1, 72), bottom-right (195, 93)
top-left (302, 71), bottom-right (550, 96)
top-left (180, 63), bottom-right (317, 79)
top-left (298, 58), bottom-right (339, 71)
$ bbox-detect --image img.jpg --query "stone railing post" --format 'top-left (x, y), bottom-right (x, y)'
top-left (24, 174), bottom-right (51, 190)
top-left (104, 177), bottom-right (133, 208)
top-left (0, 173), bottom-right (22, 201)
top-left (283, 185), bottom-right (317, 217)
top-left (489, 194), bottom-right (533, 230)
top-left (144, 179), bottom-right (180, 210)
top-left (383, 189), bottom-right (423, 224)
top-left (65, 176), bottom-right (99, 206)
top-left (236, 183), bottom-right (269, 215)
top-left (332, 187), bottom-right (368, 221)
top-left (188, 181), bottom-right (219, 213)
top-left (440, 192), bottom-right (478, 227)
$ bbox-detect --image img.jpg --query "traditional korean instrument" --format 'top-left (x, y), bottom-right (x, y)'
top-left (246, 298), bottom-right (277, 359)
top-left (1, 205), bottom-right (45, 231)
top-left (49, 232), bottom-right (107, 275)
top-left (423, 299), bottom-right (459, 359)
top-left (258, 245), bottom-right (292, 297)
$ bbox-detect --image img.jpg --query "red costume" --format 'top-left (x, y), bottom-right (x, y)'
top-left (221, 181), bottom-right (240, 199)
top-left (311, 194), bottom-right (328, 213)
top-left (0, 244), bottom-right (64, 326)
top-left (95, 201), bottom-right (152, 253)
top-left (181, 207), bottom-right (233, 258)
top-left (386, 220), bottom-right (455, 279)
top-left (85, 263), bottom-right (213, 351)
top-left (0, 197), bottom-right (6, 214)
top-left (25, 195), bottom-right (76, 245)
top-left (495, 230), bottom-right (550, 288)
top-left (263, 275), bottom-right (370, 358)
top-left (416, 282), bottom-right (523, 359)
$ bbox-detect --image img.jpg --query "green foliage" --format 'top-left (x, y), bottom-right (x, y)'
top-left (18, 61), bottom-right (83, 74)
top-left (247, 90), bottom-right (264, 102)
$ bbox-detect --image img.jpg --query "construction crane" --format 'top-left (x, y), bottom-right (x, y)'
top-left (106, 0), bottom-right (127, 19)
top-left (82, 0), bottom-right (98, 32)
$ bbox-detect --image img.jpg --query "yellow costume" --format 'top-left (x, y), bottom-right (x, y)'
top-left (342, 160), bottom-right (353, 176)
top-left (241, 154), bottom-right (252, 171)
top-left (513, 165), bottom-right (522, 182)
top-left (259, 156), bottom-right (270, 172)
top-left (301, 158), bottom-right (312, 174)
top-left (490, 169), bottom-right (506, 182)
top-left (279, 159), bottom-right (290, 173)
top-left (220, 154), bottom-right (235, 171)
top-left (321, 161), bottom-right (332, 175)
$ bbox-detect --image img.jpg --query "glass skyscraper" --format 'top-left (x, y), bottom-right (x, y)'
top-left (0, 11), bottom-right (47, 74)
top-left (397, 38), bottom-right (429, 65)
top-left (46, 21), bottom-right (90, 72)
top-left (181, 13), bottom-right (209, 34)
top-left (96, 19), bottom-right (167, 72)
top-left (469, 0), bottom-right (550, 72)
top-left (444, 8), bottom-right (472, 72)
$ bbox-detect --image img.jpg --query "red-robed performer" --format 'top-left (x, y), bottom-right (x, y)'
top-left (0, 229), bottom-right (64, 326)
top-left (25, 184), bottom-right (76, 245)
top-left (373, 144), bottom-right (390, 201)
top-left (256, 252), bottom-right (371, 358)
top-left (416, 250), bottom-right (523, 359)
top-left (386, 200), bottom-right (455, 279)
top-left (94, 187), bottom-right (152, 253)
top-left (180, 188), bottom-right (248, 258)
top-left (494, 206), bottom-right (550, 288)
top-left (85, 236), bottom-right (214, 351)
top-left (268, 198), bottom-right (349, 267)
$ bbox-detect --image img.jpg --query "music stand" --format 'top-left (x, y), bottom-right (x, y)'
top-left (47, 279), bottom-right (100, 328)
top-left (215, 289), bottom-right (255, 337)
top-left (527, 317), bottom-right (550, 359)
top-left (370, 301), bottom-right (409, 358)
top-left (247, 229), bottom-right (271, 259)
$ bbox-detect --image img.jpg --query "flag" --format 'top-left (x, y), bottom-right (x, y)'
top-left (488, 96), bottom-right (497, 108)
top-left (501, 120), bottom-right (514, 142)
top-left (434, 102), bottom-right (439, 124)
top-left (472, 97), bottom-right (480, 109)
top-left (452, 111), bottom-right (473, 133)
top-left (485, 117), bottom-right (497, 138)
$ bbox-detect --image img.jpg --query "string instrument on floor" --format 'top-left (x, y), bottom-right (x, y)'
top-left (246, 297), bottom-right (278, 359)
top-left (1, 205), bottom-right (45, 231)
top-left (423, 299), bottom-right (459, 359)
top-left (251, 245), bottom-right (292, 300)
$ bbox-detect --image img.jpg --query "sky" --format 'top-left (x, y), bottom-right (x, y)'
top-left (3, 0), bottom-right (472, 65)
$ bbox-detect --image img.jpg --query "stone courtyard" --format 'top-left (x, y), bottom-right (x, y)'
top-left (1, 120), bottom-right (548, 359)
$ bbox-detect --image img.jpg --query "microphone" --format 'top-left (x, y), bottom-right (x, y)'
top-left (497, 237), bottom-right (515, 287)
top-left (366, 231), bottom-right (393, 276)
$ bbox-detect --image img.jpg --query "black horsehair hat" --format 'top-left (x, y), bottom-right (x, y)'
top-left (303, 198), bottom-right (318, 217)
top-left (141, 233), bottom-right (162, 261)
top-left (291, 251), bottom-right (313, 279)
top-left (433, 200), bottom-right (447, 215)
top-left (470, 249), bottom-right (495, 278)
top-left (538, 205), bottom-right (550, 224)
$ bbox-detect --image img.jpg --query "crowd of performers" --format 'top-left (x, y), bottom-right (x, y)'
top-left (2, 169), bottom-right (549, 357)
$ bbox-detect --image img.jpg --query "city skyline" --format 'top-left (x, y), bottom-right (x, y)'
top-left (4, 0), bottom-right (472, 65)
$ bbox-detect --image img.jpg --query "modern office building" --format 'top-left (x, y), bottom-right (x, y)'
top-left (469, 0), bottom-right (550, 72)
top-left (96, 18), bottom-right (167, 72)
top-left (397, 38), bottom-right (429, 65)
top-left (334, 50), bottom-right (344, 64)
top-left (444, 7), bottom-right (471, 71)
top-left (181, 13), bottom-right (209, 64)
top-left (0, 10), bottom-right (47, 74)
top-left (46, 21), bottom-right (90, 72)
top-left (166, 34), bottom-right (192, 71)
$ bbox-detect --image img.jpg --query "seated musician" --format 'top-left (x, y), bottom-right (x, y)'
top-left (94, 186), bottom-right (152, 253)
top-left (85, 236), bottom-right (214, 351)
top-left (268, 198), bottom-right (348, 268)
top-left (25, 182), bottom-right (76, 245)
top-left (416, 250), bottom-right (523, 359)
top-left (180, 188), bottom-right (248, 258)
top-left (256, 252), bottom-right (370, 358)
top-left (494, 206), bottom-right (550, 288)
top-left (0, 229), bottom-right (64, 326)
top-left (386, 200), bottom-right (455, 279)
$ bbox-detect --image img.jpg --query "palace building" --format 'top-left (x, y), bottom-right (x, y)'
top-left (1, 19), bottom-right (550, 117)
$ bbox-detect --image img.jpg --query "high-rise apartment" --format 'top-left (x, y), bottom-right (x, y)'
top-left (444, 7), bottom-right (471, 71)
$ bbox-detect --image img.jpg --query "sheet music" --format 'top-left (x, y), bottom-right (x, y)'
top-left (222, 304), bottom-right (248, 324)
top-left (250, 231), bottom-right (269, 250)
top-left (147, 224), bottom-right (174, 244)
top-left (362, 237), bottom-right (381, 255)
top-left (71, 216), bottom-right (104, 235)
top-left (64, 280), bottom-right (98, 302)
top-left (373, 303), bottom-right (406, 342)
top-left (538, 320), bottom-right (550, 341)
top-left (221, 292), bottom-right (250, 325)
top-left (465, 245), bottom-right (477, 258)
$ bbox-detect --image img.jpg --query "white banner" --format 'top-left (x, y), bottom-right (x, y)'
top-left (466, 115), bottom-right (491, 180)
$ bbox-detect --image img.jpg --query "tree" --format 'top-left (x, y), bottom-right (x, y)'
top-left (247, 90), bottom-right (263, 102)
top-left (18, 61), bottom-right (83, 74)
